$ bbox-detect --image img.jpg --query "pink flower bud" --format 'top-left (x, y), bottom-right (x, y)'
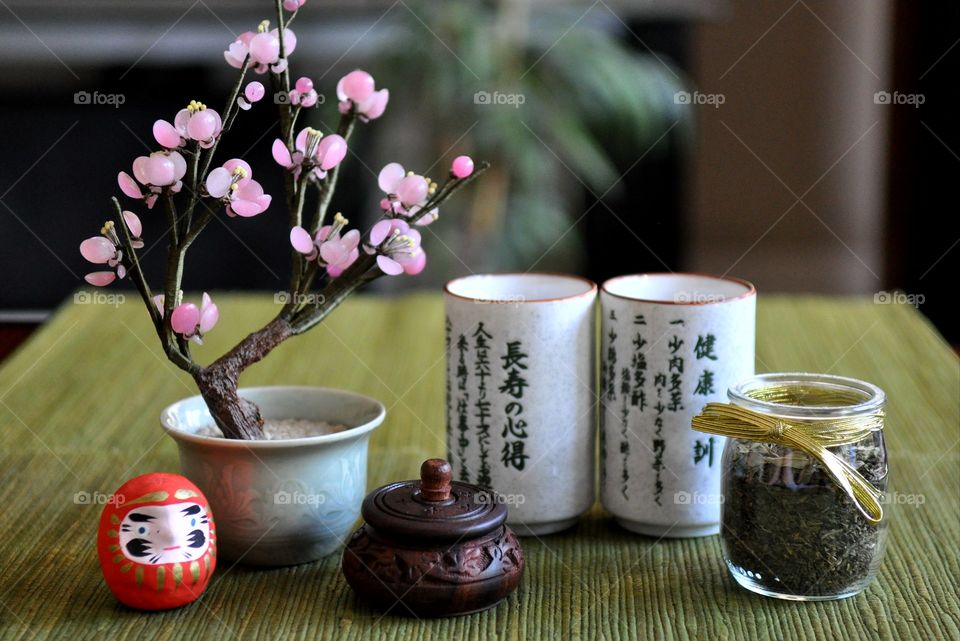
top-left (245, 81), bottom-right (265, 103)
top-left (451, 155), bottom-right (474, 179)
top-left (171, 303), bottom-right (200, 335)
top-left (295, 77), bottom-right (314, 94)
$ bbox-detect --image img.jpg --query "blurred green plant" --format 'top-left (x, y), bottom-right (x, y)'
top-left (373, 0), bottom-right (690, 280)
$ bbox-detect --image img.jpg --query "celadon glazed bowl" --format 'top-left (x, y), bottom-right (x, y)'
top-left (161, 386), bottom-right (385, 566)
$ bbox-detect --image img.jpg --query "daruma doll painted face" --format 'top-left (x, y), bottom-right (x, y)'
top-left (97, 473), bottom-right (216, 610)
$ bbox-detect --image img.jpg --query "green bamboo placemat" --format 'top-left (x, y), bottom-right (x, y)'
top-left (0, 293), bottom-right (957, 640)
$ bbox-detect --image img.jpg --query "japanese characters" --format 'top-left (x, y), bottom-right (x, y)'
top-left (600, 273), bottom-right (756, 538)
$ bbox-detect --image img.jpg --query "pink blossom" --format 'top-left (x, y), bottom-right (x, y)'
top-left (336, 69), bottom-right (388, 121)
top-left (317, 227), bottom-right (360, 277)
top-left (237, 81), bottom-right (266, 111)
top-left (79, 214), bottom-right (143, 286)
top-left (367, 218), bottom-right (426, 276)
top-left (224, 24), bottom-right (296, 74)
top-left (118, 150), bottom-right (187, 209)
top-left (272, 128), bottom-right (346, 181)
top-left (205, 158), bottom-right (271, 217)
top-left (289, 76), bottom-right (318, 108)
top-left (283, 0), bottom-right (306, 11)
top-left (377, 163), bottom-right (438, 225)
top-left (451, 155), bottom-right (474, 179)
top-left (170, 293), bottom-right (219, 344)
top-left (153, 101), bottom-right (222, 149)
top-left (224, 31), bottom-right (254, 68)
top-left (245, 82), bottom-right (265, 102)
top-left (80, 233), bottom-right (123, 286)
top-left (289, 213), bottom-right (360, 277)
top-left (132, 151), bottom-right (186, 187)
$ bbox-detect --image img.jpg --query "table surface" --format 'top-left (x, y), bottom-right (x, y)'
top-left (0, 293), bottom-right (957, 641)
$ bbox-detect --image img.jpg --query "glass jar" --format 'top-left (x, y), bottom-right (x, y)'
top-left (720, 373), bottom-right (889, 601)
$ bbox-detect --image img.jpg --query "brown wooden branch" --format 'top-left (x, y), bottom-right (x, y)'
top-left (290, 254), bottom-right (380, 334)
top-left (195, 316), bottom-right (295, 439)
top-left (409, 161), bottom-right (490, 225)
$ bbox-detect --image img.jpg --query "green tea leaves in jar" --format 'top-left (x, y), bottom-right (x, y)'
top-left (693, 373), bottom-right (889, 600)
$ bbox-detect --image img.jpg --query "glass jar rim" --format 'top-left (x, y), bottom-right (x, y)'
top-left (728, 372), bottom-right (886, 419)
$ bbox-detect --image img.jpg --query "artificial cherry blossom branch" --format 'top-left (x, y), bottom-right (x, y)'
top-left (182, 144), bottom-right (200, 236)
top-left (274, 0), bottom-right (293, 103)
top-left (289, 255), bottom-right (379, 334)
top-left (190, 58), bottom-right (250, 225)
top-left (287, 171), bottom-right (313, 295)
top-left (287, 159), bottom-right (488, 326)
top-left (81, 1), bottom-right (483, 439)
top-left (163, 193), bottom-right (180, 247)
top-left (106, 198), bottom-right (198, 373)
top-left (409, 160), bottom-right (488, 226)
top-left (288, 105), bottom-right (303, 142)
top-left (309, 111), bottom-right (357, 235)
top-left (162, 232), bottom-right (187, 356)
top-left (111, 198), bottom-right (159, 331)
top-left (284, 111), bottom-right (357, 302)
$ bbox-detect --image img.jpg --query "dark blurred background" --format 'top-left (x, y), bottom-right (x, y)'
top-left (0, 0), bottom-right (956, 352)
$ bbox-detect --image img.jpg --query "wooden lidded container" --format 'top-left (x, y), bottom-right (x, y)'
top-left (342, 459), bottom-right (524, 617)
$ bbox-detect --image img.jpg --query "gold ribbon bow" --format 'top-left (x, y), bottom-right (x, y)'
top-left (692, 402), bottom-right (886, 524)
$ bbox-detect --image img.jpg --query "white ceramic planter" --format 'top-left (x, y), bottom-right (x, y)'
top-left (599, 273), bottom-right (756, 538)
top-left (161, 386), bottom-right (385, 566)
top-left (444, 273), bottom-right (597, 536)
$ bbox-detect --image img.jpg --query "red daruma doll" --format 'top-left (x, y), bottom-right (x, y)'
top-left (98, 473), bottom-right (216, 610)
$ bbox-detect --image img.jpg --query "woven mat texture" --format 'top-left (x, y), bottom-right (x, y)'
top-left (0, 294), bottom-right (956, 640)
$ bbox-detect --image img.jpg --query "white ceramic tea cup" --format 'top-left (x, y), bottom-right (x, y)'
top-left (599, 273), bottom-right (756, 537)
top-left (444, 273), bottom-right (597, 536)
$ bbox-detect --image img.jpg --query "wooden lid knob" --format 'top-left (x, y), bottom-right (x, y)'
top-left (419, 459), bottom-right (452, 501)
